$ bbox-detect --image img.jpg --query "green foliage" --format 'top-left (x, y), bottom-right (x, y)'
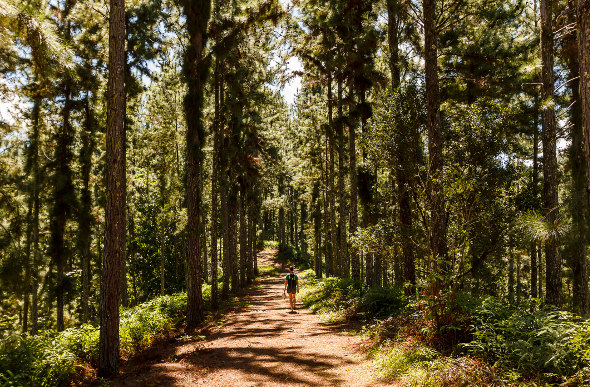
top-left (300, 275), bottom-right (406, 322)
top-left (462, 297), bottom-right (589, 379)
top-left (357, 287), bottom-right (405, 321)
top-left (375, 342), bottom-right (497, 386)
top-left (0, 334), bottom-right (75, 387)
top-left (0, 292), bottom-right (191, 386)
top-left (277, 244), bottom-right (311, 269)
top-left (257, 265), bottom-right (282, 277)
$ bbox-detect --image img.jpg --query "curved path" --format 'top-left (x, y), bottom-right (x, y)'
top-left (112, 249), bottom-right (383, 386)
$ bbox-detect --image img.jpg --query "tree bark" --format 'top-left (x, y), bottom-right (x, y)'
top-left (80, 94), bottom-right (95, 321)
top-left (98, 0), bottom-right (125, 375)
top-left (182, 0), bottom-right (211, 327)
top-left (211, 63), bottom-right (220, 309)
top-left (423, 0), bottom-right (448, 275)
top-left (239, 187), bottom-right (247, 287)
top-left (568, 0), bottom-right (589, 315)
top-left (328, 75), bottom-right (338, 277)
top-left (337, 78), bottom-right (347, 277)
top-left (540, 0), bottom-right (561, 307)
top-left (580, 0), bottom-right (590, 271)
top-left (349, 90), bottom-right (359, 281)
top-left (531, 97), bottom-right (539, 298)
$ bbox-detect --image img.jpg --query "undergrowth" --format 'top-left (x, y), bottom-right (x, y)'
top-left (299, 273), bottom-right (590, 386)
top-left (0, 287), bottom-right (211, 386)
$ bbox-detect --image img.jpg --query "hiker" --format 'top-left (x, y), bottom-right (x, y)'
top-left (283, 266), bottom-right (299, 313)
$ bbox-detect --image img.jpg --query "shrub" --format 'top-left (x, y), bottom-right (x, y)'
top-left (0, 334), bottom-right (75, 386)
top-left (462, 297), bottom-right (588, 379)
top-left (0, 292), bottom-right (191, 386)
top-left (375, 341), bottom-right (497, 386)
top-left (357, 287), bottom-right (405, 320)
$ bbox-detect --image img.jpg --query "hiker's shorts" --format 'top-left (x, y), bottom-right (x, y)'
top-left (287, 287), bottom-right (297, 294)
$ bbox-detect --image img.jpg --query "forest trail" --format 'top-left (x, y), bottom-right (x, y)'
top-left (111, 249), bottom-right (386, 386)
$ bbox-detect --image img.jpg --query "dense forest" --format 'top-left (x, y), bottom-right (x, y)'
top-left (2, 0), bottom-right (590, 384)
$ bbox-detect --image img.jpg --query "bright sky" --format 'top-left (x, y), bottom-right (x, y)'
top-left (281, 56), bottom-right (303, 105)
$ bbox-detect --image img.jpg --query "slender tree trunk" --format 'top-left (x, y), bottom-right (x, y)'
top-left (509, 240), bottom-right (515, 303)
top-left (211, 64), bottom-right (220, 309)
top-left (389, 0), bottom-right (416, 294)
top-left (423, 0), bottom-right (448, 275)
top-left (220, 86), bottom-right (230, 299)
top-left (202, 211), bottom-right (208, 284)
top-left (328, 75), bottom-right (337, 277)
top-left (30, 96), bottom-right (41, 335)
top-left (517, 248), bottom-right (522, 305)
top-left (98, 0), bottom-right (125, 375)
top-left (239, 188), bottom-right (247, 287)
top-left (230, 177), bottom-right (239, 293)
top-left (80, 95), bottom-right (95, 321)
top-left (349, 91), bottom-right (359, 282)
top-left (581, 0), bottom-right (590, 213)
top-left (22, 194), bottom-right (33, 333)
top-left (337, 78), bottom-right (347, 277)
top-left (52, 78), bottom-right (74, 333)
top-left (531, 98), bottom-right (539, 298)
top-left (160, 222), bottom-right (166, 295)
top-left (313, 183), bottom-right (322, 278)
top-left (387, 0), bottom-right (401, 89)
top-left (567, 2), bottom-right (589, 315)
top-left (540, 0), bottom-right (561, 307)
top-left (279, 175), bottom-right (286, 250)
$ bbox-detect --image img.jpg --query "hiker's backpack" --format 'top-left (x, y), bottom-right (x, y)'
top-left (288, 273), bottom-right (296, 288)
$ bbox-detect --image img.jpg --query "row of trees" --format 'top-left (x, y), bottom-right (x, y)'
top-left (0, 0), bottom-right (286, 376)
top-left (3, 0), bottom-right (590, 378)
top-left (269, 0), bottom-right (590, 317)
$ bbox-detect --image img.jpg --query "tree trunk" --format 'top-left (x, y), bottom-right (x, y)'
top-left (509, 240), bottom-right (515, 303)
top-left (240, 188), bottom-right (247, 287)
top-left (337, 78), bottom-right (347, 277)
top-left (389, 0), bottom-right (416, 294)
top-left (567, 1), bottom-right (589, 315)
top-left (349, 91), bottom-right (359, 281)
top-left (313, 183), bottom-right (322, 278)
top-left (98, 0), bottom-right (125, 375)
top-left (160, 221), bottom-right (166, 295)
top-left (540, 0), bottom-right (561, 307)
top-left (531, 101), bottom-right (539, 299)
top-left (581, 0), bottom-right (590, 213)
top-left (30, 96), bottom-right (41, 335)
top-left (230, 182), bottom-right (240, 293)
top-left (80, 94), bottom-right (95, 321)
top-left (22, 193), bottom-right (33, 333)
top-left (52, 77), bottom-right (74, 333)
top-left (328, 75), bottom-right (338, 277)
top-left (220, 84), bottom-right (230, 300)
top-left (279, 175), bottom-right (286, 250)
top-left (423, 0), bottom-right (448, 275)
top-left (387, 0), bottom-right (401, 90)
top-left (211, 63), bottom-right (220, 309)
top-left (202, 210), bottom-right (208, 284)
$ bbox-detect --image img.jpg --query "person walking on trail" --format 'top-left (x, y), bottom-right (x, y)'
top-left (284, 266), bottom-right (299, 313)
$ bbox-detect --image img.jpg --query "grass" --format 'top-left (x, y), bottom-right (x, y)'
top-left (257, 264), bottom-right (282, 277)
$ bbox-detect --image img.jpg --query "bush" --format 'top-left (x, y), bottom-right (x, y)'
top-left (357, 287), bottom-right (405, 320)
top-left (0, 292), bottom-right (190, 386)
top-left (375, 341), bottom-right (497, 386)
top-left (300, 275), bottom-right (406, 323)
top-left (277, 245), bottom-right (311, 269)
top-left (0, 334), bottom-right (75, 386)
top-left (461, 297), bottom-right (589, 379)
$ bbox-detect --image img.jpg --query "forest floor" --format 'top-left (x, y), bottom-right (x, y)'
top-left (108, 248), bottom-right (387, 386)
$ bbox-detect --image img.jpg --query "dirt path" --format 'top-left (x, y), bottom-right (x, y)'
top-left (112, 249), bottom-right (383, 386)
